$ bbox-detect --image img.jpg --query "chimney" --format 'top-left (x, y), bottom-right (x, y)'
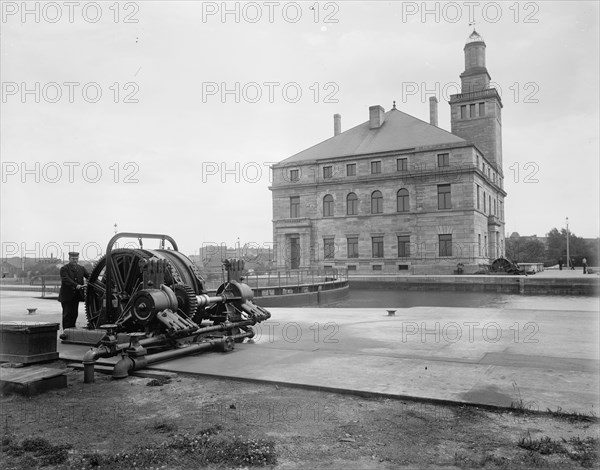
top-left (369, 105), bottom-right (385, 129)
top-left (429, 96), bottom-right (438, 127)
top-left (333, 113), bottom-right (341, 136)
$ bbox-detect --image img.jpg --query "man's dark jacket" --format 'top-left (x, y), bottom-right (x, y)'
top-left (58, 264), bottom-right (89, 302)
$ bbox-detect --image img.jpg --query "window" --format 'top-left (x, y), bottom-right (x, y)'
top-left (476, 184), bottom-right (480, 210)
top-left (346, 192), bottom-right (358, 215)
top-left (469, 103), bottom-right (475, 117)
top-left (493, 199), bottom-right (496, 215)
top-left (478, 234), bottom-right (481, 256)
top-left (398, 236), bottom-right (410, 257)
top-left (290, 196), bottom-right (300, 218)
top-left (347, 237), bottom-right (358, 258)
top-left (371, 161), bottom-right (381, 174)
top-left (439, 234), bottom-right (452, 257)
top-left (372, 236), bottom-right (384, 258)
top-left (437, 184), bottom-right (451, 209)
top-left (437, 153), bottom-right (449, 167)
top-left (476, 155), bottom-right (479, 168)
top-left (398, 265), bottom-right (409, 271)
top-left (323, 166), bottom-right (332, 179)
top-left (324, 238), bottom-right (335, 259)
top-left (372, 265), bottom-right (382, 271)
top-left (397, 158), bottom-right (408, 171)
top-left (371, 190), bottom-right (383, 214)
top-left (397, 188), bottom-right (409, 212)
top-left (289, 169), bottom-right (299, 182)
top-left (479, 102), bottom-right (485, 116)
top-left (489, 195), bottom-right (491, 214)
top-left (347, 265), bottom-right (357, 271)
top-left (346, 163), bottom-right (356, 176)
top-left (483, 191), bottom-right (487, 212)
top-left (460, 105), bottom-right (466, 119)
top-left (323, 194), bottom-right (334, 217)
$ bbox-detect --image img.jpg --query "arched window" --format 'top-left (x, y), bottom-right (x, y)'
top-left (371, 190), bottom-right (383, 214)
top-left (397, 189), bottom-right (409, 212)
top-left (323, 194), bottom-right (334, 217)
top-left (346, 192), bottom-right (358, 215)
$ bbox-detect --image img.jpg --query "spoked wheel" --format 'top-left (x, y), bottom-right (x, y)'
top-left (85, 248), bottom-right (206, 329)
top-left (85, 249), bottom-right (151, 328)
top-left (491, 257), bottom-right (515, 273)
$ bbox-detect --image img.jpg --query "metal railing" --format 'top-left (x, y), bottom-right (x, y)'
top-left (202, 267), bottom-right (348, 292)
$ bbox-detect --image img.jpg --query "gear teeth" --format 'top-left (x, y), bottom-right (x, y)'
top-left (173, 284), bottom-right (199, 320)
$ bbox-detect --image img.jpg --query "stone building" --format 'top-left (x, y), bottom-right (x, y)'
top-left (270, 31), bottom-right (506, 274)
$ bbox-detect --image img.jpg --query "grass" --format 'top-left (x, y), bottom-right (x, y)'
top-left (3, 425), bottom-right (277, 469)
top-left (518, 431), bottom-right (598, 468)
top-left (2, 434), bottom-right (72, 467)
top-left (546, 406), bottom-right (598, 423)
top-left (509, 381), bottom-right (538, 413)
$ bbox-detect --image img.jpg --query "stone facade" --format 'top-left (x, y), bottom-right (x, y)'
top-left (270, 31), bottom-right (506, 274)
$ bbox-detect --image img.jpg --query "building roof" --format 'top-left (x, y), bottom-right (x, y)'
top-left (466, 30), bottom-right (485, 44)
top-left (278, 107), bottom-right (467, 165)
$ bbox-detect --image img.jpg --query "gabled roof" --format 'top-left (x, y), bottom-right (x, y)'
top-left (278, 108), bottom-right (467, 165)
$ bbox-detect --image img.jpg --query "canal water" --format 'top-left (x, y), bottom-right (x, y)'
top-left (332, 288), bottom-right (600, 311)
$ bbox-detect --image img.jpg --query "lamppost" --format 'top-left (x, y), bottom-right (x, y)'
top-left (566, 217), bottom-right (570, 269)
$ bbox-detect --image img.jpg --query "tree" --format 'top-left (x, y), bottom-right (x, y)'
top-left (506, 235), bottom-right (546, 263)
top-left (545, 227), bottom-right (593, 266)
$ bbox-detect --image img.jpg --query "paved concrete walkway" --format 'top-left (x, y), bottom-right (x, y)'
top-left (1, 291), bottom-right (598, 414)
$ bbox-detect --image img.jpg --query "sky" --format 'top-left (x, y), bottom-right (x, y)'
top-left (1, 1), bottom-right (599, 261)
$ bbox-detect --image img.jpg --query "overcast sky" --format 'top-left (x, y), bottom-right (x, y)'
top-left (1, 1), bottom-right (598, 260)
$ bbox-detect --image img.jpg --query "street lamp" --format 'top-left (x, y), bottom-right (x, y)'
top-left (566, 217), bottom-right (570, 269)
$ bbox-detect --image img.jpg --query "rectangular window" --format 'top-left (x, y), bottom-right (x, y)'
top-left (347, 265), bottom-right (357, 271)
top-left (493, 199), bottom-right (496, 215)
top-left (437, 153), bottom-right (449, 167)
top-left (460, 105), bottom-right (466, 119)
top-left (290, 196), bottom-right (300, 218)
top-left (489, 195), bottom-right (491, 214)
top-left (478, 234), bottom-right (481, 256)
top-left (479, 102), bottom-right (485, 116)
top-left (324, 238), bottom-right (335, 259)
top-left (347, 237), bottom-right (358, 259)
top-left (397, 158), bottom-right (408, 171)
top-left (398, 265), bottom-right (409, 271)
top-left (476, 184), bottom-right (480, 210)
top-left (476, 155), bottom-right (479, 167)
top-left (323, 166), bottom-right (332, 179)
top-left (289, 169), bottom-right (299, 182)
top-left (372, 265), bottom-right (382, 271)
top-left (398, 236), bottom-right (410, 258)
top-left (372, 236), bottom-right (384, 258)
top-left (371, 161), bottom-right (381, 174)
top-left (469, 103), bottom-right (475, 117)
top-left (439, 234), bottom-right (452, 257)
top-left (346, 163), bottom-right (356, 176)
top-left (437, 184), bottom-right (452, 209)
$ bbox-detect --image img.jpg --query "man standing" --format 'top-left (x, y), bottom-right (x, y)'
top-left (558, 257), bottom-right (563, 270)
top-left (582, 257), bottom-right (588, 274)
top-left (58, 252), bottom-right (89, 329)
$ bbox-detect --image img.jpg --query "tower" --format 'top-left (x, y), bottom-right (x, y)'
top-left (449, 30), bottom-right (503, 172)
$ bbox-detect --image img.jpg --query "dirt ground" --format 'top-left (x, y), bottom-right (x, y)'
top-left (1, 362), bottom-right (598, 470)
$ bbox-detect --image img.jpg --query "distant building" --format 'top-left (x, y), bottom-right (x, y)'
top-left (270, 31), bottom-right (506, 274)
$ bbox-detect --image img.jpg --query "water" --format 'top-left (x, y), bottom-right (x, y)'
top-left (332, 288), bottom-right (600, 311)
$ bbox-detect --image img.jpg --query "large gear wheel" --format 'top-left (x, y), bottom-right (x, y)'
top-left (173, 284), bottom-right (199, 320)
top-left (85, 248), bottom-right (205, 329)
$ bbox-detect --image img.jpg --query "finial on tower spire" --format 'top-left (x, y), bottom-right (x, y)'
top-left (392, 100), bottom-right (396, 110)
